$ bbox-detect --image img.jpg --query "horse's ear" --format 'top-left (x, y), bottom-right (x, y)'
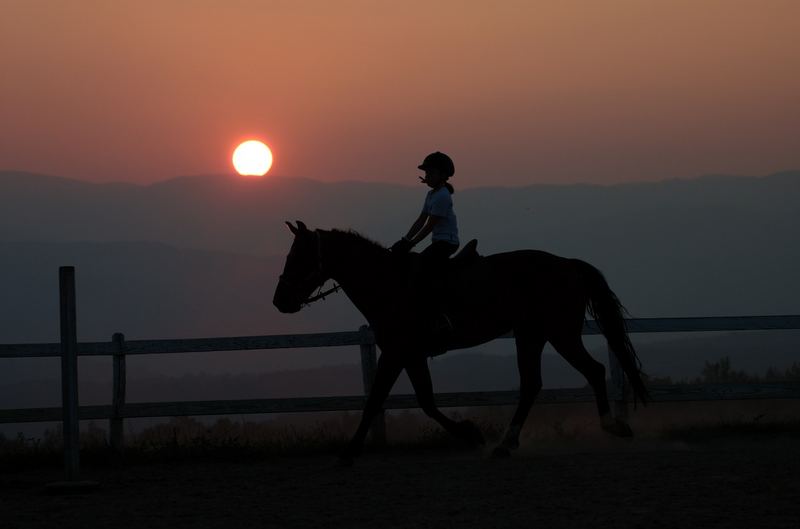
top-left (285, 221), bottom-right (298, 235)
top-left (296, 220), bottom-right (308, 232)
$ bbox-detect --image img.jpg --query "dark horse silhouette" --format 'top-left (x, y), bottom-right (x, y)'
top-left (273, 221), bottom-right (648, 461)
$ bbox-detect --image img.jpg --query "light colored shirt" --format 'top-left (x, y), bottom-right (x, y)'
top-left (422, 187), bottom-right (459, 245)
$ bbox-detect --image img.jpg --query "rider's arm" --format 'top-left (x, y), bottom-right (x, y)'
top-left (409, 215), bottom-right (442, 246)
top-left (403, 212), bottom-right (428, 242)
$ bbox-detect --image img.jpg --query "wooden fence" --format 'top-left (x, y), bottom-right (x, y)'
top-left (1, 267), bottom-right (800, 481)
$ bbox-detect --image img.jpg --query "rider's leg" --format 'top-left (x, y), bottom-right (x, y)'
top-left (415, 241), bottom-right (459, 335)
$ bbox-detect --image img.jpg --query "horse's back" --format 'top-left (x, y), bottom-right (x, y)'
top-left (474, 249), bottom-right (574, 279)
top-left (455, 248), bottom-right (587, 310)
top-left (441, 248), bottom-right (588, 348)
top-left (487, 248), bottom-right (567, 262)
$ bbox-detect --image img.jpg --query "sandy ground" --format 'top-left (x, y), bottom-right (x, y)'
top-left (2, 435), bottom-right (799, 529)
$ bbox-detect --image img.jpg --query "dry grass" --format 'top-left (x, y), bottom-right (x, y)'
top-left (2, 399), bottom-right (799, 470)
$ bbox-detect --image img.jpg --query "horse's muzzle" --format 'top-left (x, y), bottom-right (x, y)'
top-left (273, 296), bottom-right (302, 314)
top-left (273, 278), bottom-right (303, 313)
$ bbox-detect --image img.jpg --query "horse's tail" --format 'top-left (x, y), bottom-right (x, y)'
top-left (574, 259), bottom-right (650, 406)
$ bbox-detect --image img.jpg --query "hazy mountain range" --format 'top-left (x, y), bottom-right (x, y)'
top-left (1, 170), bottom-right (799, 414)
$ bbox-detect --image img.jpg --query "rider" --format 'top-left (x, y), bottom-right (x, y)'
top-left (391, 151), bottom-right (460, 344)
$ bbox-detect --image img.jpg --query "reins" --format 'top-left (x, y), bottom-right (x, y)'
top-left (301, 230), bottom-right (341, 307)
top-left (303, 282), bottom-right (342, 305)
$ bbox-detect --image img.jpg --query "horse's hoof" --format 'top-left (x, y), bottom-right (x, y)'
top-left (491, 446), bottom-right (511, 459)
top-left (603, 419), bottom-right (634, 438)
top-left (458, 420), bottom-right (486, 447)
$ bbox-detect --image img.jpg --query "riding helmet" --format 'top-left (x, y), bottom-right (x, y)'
top-left (418, 151), bottom-right (455, 178)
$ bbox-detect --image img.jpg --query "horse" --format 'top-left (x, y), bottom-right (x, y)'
top-left (273, 221), bottom-right (648, 461)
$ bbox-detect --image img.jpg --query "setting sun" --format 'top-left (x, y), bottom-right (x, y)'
top-left (232, 140), bottom-right (273, 176)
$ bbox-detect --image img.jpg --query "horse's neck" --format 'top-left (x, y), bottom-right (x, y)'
top-left (324, 233), bottom-right (393, 321)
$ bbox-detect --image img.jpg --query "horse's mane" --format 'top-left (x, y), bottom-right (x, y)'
top-left (327, 229), bottom-right (388, 256)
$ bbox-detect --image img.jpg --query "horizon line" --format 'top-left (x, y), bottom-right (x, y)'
top-left (1, 168), bottom-right (798, 190)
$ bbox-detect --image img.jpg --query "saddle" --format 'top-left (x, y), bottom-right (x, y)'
top-left (394, 239), bottom-right (481, 304)
top-left (400, 239), bottom-right (481, 288)
top-left (449, 239), bottom-right (480, 270)
top-left (400, 239), bottom-right (480, 276)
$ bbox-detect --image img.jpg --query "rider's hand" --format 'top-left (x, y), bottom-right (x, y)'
top-left (390, 237), bottom-right (413, 253)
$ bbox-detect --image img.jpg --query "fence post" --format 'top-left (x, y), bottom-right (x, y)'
top-left (110, 332), bottom-right (126, 452)
top-left (608, 345), bottom-right (629, 421)
top-left (59, 266), bottom-right (80, 481)
top-left (359, 325), bottom-right (386, 445)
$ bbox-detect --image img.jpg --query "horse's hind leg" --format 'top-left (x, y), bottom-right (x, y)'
top-left (405, 356), bottom-right (486, 447)
top-left (548, 333), bottom-right (633, 437)
top-left (492, 330), bottom-right (546, 458)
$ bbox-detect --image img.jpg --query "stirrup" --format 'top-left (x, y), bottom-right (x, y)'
top-left (432, 313), bottom-right (454, 334)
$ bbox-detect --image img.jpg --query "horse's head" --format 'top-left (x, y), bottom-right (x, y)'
top-left (273, 221), bottom-right (331, 313)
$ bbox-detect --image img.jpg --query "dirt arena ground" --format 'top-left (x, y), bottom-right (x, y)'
top-left (3, 434), bottom-right (799, 529)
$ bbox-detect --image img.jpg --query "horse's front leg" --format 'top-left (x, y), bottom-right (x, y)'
top-left (492, 331), bottom-right (546, 458)
top-left (405, 355), bottom-right (485, 446)
top-left (340, 351), bottom-right (403, 464)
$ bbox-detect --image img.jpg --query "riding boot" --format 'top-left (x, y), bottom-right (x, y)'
top-left (409, 284), bottom-right (453, 355)
top-left (405, 241), bottom-right (458, 354)
top-left (427, 280), bottom-right (454, 335)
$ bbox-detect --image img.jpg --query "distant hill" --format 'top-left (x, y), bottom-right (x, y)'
top-left (3, 169), bottom-right (799, 258)
top-left (2, 169), bottom-right (798, 317)
top-left (0, 171), bottom-right (416, 258)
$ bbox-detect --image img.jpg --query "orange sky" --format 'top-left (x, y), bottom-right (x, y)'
top-left (2, 0), bottom-right (798, 187)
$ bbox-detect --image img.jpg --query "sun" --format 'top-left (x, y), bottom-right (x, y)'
top-left (232, 140), bottom-right (273, 176)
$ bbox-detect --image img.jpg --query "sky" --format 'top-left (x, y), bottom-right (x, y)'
top-left (2, 0), bottom-right (799, 187)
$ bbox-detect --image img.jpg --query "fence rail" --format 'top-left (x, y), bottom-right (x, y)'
top-left (3, 318), bottom-right (800, 426)
top-left (1, 267), bottom-right (799, 481)
top-left (4, 316), bottom-right (800, 359)
top-left (0, 330), bottom-right (371, 358)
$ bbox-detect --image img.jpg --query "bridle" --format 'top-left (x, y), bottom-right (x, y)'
top-left (278, 230), bottom-right (341, 306)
